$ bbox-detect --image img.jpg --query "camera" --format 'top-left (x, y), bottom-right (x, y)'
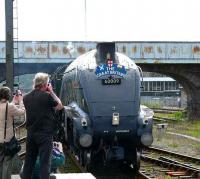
top-left (13, 90), bottom-right (22, 96)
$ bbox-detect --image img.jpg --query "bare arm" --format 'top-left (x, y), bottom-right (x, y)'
top-left (47, 83), bottom-right (63, 110)
top-left (50, 91), bottom-right (63, 110)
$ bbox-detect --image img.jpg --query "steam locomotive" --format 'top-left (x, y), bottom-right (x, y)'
top-left (57, 42), bottom-right (153, 170)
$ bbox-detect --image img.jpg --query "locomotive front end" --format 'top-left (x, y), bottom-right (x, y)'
top-left (61, 42), bottom-right (153, 170)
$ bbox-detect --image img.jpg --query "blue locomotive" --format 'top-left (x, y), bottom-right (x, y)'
top-left (59, 42), bottom-right (153, 170)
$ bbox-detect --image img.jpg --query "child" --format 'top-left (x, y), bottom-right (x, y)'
top-left (33, 142), bottom-right (65, 178)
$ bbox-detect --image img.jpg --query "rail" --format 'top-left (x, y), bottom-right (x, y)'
top-left (140, 146), bottom-right (200, 178)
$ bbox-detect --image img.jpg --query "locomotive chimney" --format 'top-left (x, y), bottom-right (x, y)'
top-left (96, 42), bottom-right (116, 64)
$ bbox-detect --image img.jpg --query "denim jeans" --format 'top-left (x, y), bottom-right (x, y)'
top-left (21, 132), bottom-right (53, 179)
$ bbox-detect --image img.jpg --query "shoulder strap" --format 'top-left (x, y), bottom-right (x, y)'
top-left (12, 115), bottom-right (15, 136)
top-left (4, 102), bottom-right (8, 140)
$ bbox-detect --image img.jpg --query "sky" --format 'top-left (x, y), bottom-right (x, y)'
top-left (0, 0), bottom-right (200, 41)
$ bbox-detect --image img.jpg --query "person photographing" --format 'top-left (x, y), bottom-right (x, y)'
top-left (0, 86), bottom-right (25, 179)
top-left (21, 72), bottom-right (63, 179)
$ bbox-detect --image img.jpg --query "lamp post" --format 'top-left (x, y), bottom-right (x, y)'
top-left (5, 0), bottom-right (14, 93)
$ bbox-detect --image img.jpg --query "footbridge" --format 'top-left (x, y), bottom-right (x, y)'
top-left (1, 41), bottom-right (200, 119)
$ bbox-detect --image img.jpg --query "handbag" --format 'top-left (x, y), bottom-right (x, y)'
top-left (3, 103), bottom-right (21, 157)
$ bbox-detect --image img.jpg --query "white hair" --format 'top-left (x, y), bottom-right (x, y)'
top-left (33, 72), bottom-right (49, 88)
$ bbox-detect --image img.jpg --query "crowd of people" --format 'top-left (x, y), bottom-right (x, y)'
top-left (0, 72), bottom-right (65, 179)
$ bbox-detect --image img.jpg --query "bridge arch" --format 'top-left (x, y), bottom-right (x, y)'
top-left (139, 64), bottom-right (200, 120)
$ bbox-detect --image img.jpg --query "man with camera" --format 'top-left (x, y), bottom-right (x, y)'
top-left (21, 72), bottom-right (63, 179)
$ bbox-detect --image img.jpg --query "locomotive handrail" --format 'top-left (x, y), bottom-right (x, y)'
top-left (15, 116), bottom-right (26, 139)
top-left (66, 102), bottom-right (89, 119)
top-left (137, 65), bottom-right (144, 88)
top-left (15, 119), bottom-right (26, 130)
top-left (51, 64), bottom-right (69, 82)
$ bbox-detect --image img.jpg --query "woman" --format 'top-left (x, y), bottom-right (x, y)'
top-left (0, 86), bottom-right (25, 179)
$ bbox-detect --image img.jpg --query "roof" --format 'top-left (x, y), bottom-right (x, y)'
top-left (143, 77), bottom-right (175, 82)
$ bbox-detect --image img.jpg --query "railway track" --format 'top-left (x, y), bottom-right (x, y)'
top-left (15, 115), bottom-right (27, 159)
top-left (63, 146), bottom-right (141, 178)
top-left (151, 107), bottom-right (185, 113)
top-left (153, 116), bottom-right (176, 122)
top-left (139, 146), bottom-right (200, 178)
top-left (151, 107), bottom-right (186, 122)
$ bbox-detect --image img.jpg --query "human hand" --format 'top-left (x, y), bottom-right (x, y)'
top-left (12, 90), bottom-right (23, 104)
top-left (46, 83), bottom-right (53, 93)
top-left (57, 142), bottom-right (63, 153)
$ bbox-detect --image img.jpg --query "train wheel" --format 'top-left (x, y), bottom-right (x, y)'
top-left (64, 126), bottom-right (68, 142)
top-left (85, 151), bottom-right (92, 171)
top-left (64, 117), bottom-right (72, 146)
top-left (132, 149), bottom-right (141, 172)
top-left (125, 148), bottom-right (141, 172)
top-left (79, 150), bottom-right (92, 170)
top-left (63, 116), bottom-right (68, 141)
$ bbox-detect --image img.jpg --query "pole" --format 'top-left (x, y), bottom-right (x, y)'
top-left (84, 0), bottom-right (87, 40)
top-left (5, 0), bottom-right (14, 93)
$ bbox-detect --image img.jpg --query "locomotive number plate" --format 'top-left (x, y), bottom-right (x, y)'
top-left (102, 78), bottom-right (121, 85)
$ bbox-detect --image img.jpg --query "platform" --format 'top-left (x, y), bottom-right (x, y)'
top-left (11, 173), bottom-right (96, 179)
